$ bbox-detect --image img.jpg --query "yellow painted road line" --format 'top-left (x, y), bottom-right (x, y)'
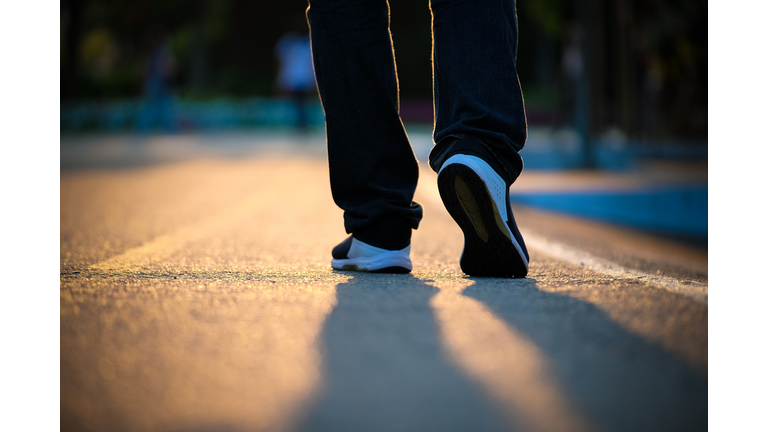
top-left (88, 170), bottom-right (296, 273)
top-left (70, 161), bottom-right (345, 431)
top-left (430, 281), bottom-right (592, 432)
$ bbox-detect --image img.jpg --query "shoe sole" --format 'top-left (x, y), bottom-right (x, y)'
top-left (438, 163), bottom-right (528, 277)
top-left (331, 253), bottom-right (412, 274)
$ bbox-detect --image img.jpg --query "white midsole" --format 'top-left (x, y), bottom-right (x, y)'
top-left (331, 250), bottom-right (413, 271)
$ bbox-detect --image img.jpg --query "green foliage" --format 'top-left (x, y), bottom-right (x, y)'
top-left (520, 0), bottom-right (566, 38)
top-left (61, 0), bottom-right (707, 139)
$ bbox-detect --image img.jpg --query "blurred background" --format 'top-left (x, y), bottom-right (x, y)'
top-left (60, 0), bottom-right (707, 243)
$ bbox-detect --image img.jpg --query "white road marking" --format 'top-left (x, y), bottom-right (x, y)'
top-left (416, 173), bottom-right (708, 304)
top-left (523, 231), bottom-right (708, 303)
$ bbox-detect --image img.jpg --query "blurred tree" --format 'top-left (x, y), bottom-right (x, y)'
top-left (60, 0), bottom-right (706, 140)
top-left (61, 0), bottom-right (83, 100)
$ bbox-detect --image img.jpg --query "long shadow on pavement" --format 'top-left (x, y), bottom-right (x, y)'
top-left (295, 273), bottom-right (510, 432)
top-left (463, 278), bottom-right (707, 432)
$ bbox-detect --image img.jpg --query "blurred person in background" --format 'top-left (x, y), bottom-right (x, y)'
top-left (556, 23), bottom-right (583, 130)
top-left (309, 0), bottom-right (530, 278)
top-left (136, 29), bottom-right (177, 134)
top-left (275, 16), bottom-right (317, 133)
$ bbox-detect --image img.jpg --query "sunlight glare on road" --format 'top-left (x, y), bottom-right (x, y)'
top-left (429, 279), bottom-right (592, 432)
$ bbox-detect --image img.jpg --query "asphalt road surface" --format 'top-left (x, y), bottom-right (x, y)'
top-left (60, 144), bottom-right (707, 432)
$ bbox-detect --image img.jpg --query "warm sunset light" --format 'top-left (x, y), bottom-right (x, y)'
top-left (61, 1), bottom-right (707, 431)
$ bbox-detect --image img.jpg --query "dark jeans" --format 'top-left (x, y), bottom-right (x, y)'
top-left (307, 0), bottom-right (527, 250)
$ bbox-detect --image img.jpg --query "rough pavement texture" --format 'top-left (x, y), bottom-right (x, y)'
top-left (61, 155), bottom-right (707, 432)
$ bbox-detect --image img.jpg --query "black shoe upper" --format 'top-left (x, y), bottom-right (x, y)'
top-left (332, 235), bottom-right (354, 259)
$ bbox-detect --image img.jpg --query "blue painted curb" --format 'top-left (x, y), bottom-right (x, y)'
top-left (509, 185), bottom-right (707, 238)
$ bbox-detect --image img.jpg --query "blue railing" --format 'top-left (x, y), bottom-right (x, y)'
top-left (60, 97), bottom-right (326, 132)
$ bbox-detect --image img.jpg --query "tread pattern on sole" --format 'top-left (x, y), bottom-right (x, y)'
top-left (438, 164), bottom-right (528, 278)
top-left (454, 175), bottom-right (489, 242)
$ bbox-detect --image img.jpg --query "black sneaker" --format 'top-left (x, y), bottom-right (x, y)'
top-left (331, 235), bottom-right (412, 273)
top-left (437, 154), bottom-right (529, 277)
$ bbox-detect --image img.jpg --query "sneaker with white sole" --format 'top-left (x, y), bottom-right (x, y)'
top-left (437, 154), bottom-right (529, 277)
top-left (331, 235), bottom-right (412, 273)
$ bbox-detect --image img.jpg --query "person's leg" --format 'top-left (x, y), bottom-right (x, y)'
top-left (429, 0), bottom-right (529, 277)
top-left (429, 0), bottom-right (526, 182)
top-left (307, 0), bottom-right (422, 270)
